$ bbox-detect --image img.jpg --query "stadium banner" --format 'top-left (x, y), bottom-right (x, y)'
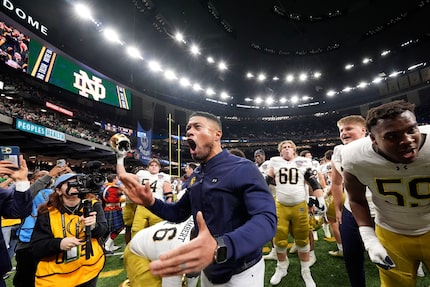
top-left (137, 122), bottom-right (152, 165)
top-left (15, 118), bottom-right (66, 142)
top-left (0, 15), bottom-right (132, 110)
top-left (27, 39), bottom-right (132, 110)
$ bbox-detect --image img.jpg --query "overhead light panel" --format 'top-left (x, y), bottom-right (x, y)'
top-left (206, 88), bottom-right (215, 96)
top-left (291, 96), bottom-right (299, 103)
top-left (299, 73), bottom-right (307, 82)
top-left (286, 74), bottom-right (294, 82)
top-left (381, 50), bottom-right (391, 56)
top-left (357, 81), bottom-right (368, 88)
top-left (103, 28), bottom-right (122, 44)
top-left (174, 32), bottom-right (185, 43)
top-left (362, 57), bottom-right (372, 64)
top-left (326, 90), bottom-right (336, 97)
top-left (126, 46), bottom-right (143, 59)
top-left (257, 73), bottom-right (266, 82)
top-left (190, 44), bottom-right (200, 56)
top-left (179, 77), bottom-right (190, 87)
top-left (345, 63), bottom-right (354, 70)
top-left (265, 96), bottom-right (275, 105)
top-left (164, 69), bottom-right (177, 80)
top-left (220, 92), bottom-right (229, 99)
top-left (218, 61), bottom-right (227, 71)
top-left (192, 83), bottom-right (202, 91)
top-left (74, 3), bottom-right (93, 21)
top-left (148, 60), bottom-right (162, 72)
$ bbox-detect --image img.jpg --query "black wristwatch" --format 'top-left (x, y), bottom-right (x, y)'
top-left (214, 236), bottom-right (228, 264)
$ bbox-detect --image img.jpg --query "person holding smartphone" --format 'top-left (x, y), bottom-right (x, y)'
top-left (0, 155), bottom-right (33, 287)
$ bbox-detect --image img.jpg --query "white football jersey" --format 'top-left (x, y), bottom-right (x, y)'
top-left (318, 161), bottom-right (332, 186)
top-left (269, 156), bottom-right (313, 205)
top-left (130, 216), bottom-right (194, 261)
top-left (333, 143), bottom-right (375, 216)
top-left (257, 160), bottom-right (271, 175)
top-left (136, 170), bottom-right (171, 201)
top-left (129, 217), bottom-right (197, 287)
top-left (332, 144), bottom-right (352, 211)
top-left (341, 125), bottom-right (430, 235)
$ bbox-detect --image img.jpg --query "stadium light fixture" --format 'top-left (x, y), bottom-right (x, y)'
top-left (148, 60), bottom-right (162, 72)
top-left (103, 28), bottom-right (122, 44)
top-left (257, 73), bottom-right (266, 82)
top-left (190, 44), bottom-right (201, 56)
top-left (285, 74), bottom-right (294, 82)
top-left (220, 91), bottom-right (229, 99)
top-left (74, 3), bottom-right (93, 21)
top-left (126, 46), bottom-right (143, 59)
top-left (218, 61), bottom-right (227, 71)
top-left (164, 69), bottom-right (177, 80)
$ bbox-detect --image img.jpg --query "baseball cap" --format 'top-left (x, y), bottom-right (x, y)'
top-left (53, 173), bottom-right (78, 189)
top-left (254, 149), bottom-right (265, 157)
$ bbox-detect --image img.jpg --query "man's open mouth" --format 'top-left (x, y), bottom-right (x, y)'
top-left (188, 139), bottom-right (196, 151)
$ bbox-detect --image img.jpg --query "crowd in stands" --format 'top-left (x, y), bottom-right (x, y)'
top-left (1, 57), bottom-right (430, 166)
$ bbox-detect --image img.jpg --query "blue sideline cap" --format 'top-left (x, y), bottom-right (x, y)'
top-left (54, 173), bottom-right (78, 189)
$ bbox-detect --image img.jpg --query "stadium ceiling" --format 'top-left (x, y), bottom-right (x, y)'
top-left (1, 0), bottom-right (430, 117)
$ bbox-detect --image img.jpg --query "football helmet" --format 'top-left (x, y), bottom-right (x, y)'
top-left (109, 133), bottom-right (131, 153)
top-left (309, 212), bottom-right (324, 231)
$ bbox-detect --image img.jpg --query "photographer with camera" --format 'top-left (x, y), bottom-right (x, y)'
top-left (31, 173), bottom-right (107, 287)
top-left (14, 164), bottom-right (73, 287)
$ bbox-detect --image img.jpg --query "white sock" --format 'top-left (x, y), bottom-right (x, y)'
top-left (278, 258), bottom-right (289, 269)
top-left (301, 259), bottom-right (311, 269)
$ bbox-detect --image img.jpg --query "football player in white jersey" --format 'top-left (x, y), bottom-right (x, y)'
top-left (330, 115), bottom-right (370, 287)
top-left (137, 159), bottom-right (173, 202)
top-left (341, 100), bottom-right (430, 286)
top-left (133, 159), bottom-right (173, 236)
top-left (129, 216), bottom-right (199, 287)
top-left (254, 148), bottom-right (279, 261)
top-left (317, 150), bottom-right (334, 240)
top-left (254, 149), bottom-right (270, 175)
top-left (266, 140), bottom-right (326, 287)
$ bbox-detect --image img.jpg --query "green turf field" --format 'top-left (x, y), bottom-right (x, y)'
top-left (5, 230), bottom-right (430, 286)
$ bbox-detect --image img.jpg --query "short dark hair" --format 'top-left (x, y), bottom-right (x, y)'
top-left (148, 158), bottom-right (161, 167)
top-left (186, 162), bottom-right (198, 170)
top-left (366, 100), bottom-right (415, 132)
top-left (229, 148), bottom-right (246, 158)
top-left (324, 149), bottom-right (333, 160)
top-left (189, 111), bottom-right (222, 130)
top-left (107, 174), bottom-right (117, 183)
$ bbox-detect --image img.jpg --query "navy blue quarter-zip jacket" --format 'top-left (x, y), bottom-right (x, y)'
top-left (149, 150), bottom-right (277, 284)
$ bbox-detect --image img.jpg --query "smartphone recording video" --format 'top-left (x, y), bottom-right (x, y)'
top-left (57, 159), bottom-right (66, 167)
top-left (0, 146), bottom-right (20, 168)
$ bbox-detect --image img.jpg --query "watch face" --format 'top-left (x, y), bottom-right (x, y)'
top-left (216, 246), bottom-right (228, 263)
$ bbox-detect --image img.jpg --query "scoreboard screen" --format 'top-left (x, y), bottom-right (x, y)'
top-left (27, 40), bottom-right (132, 110)
top-left (0, 18), bottom-right (132, 110)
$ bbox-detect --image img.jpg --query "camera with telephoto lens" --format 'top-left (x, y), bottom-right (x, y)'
top-left (67, 161), bottom-right (106, 197)
top-left (66, 161), bottom-right (105, 260)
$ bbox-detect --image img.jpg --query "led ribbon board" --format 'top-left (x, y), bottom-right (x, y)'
top-left (27, 40), bottom-right (132, 110)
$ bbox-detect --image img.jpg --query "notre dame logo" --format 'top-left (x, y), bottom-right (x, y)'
top-left (189, 176), bottom-right (196, 186)
top-left (73, 70), bottom-right (106, 101)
